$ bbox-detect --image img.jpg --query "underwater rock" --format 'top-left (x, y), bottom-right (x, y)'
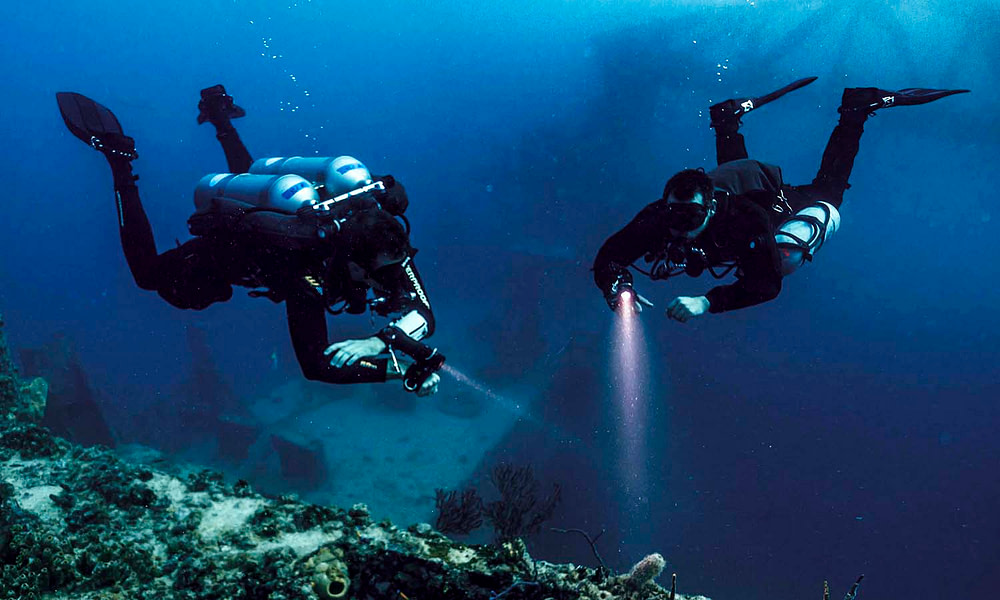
top-left (270, 434), bottom-right (328, 489)
top-left (19, 333), bottom-right (114, 447)
top-left (17, 377), bottom-right (48, 424)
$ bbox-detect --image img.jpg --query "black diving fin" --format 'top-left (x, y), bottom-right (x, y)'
top-left (839, 86), bottom-right (969, 115)
top-left (710, 76), bottom-right (819, 128)
top-left (56, 91), bottom-right (137, 160)
top-left (197, 84), bottom-right (246, 125)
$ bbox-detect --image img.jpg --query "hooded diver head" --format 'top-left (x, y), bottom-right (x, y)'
top-left (328, 156), bottom-right (373, 197)
top-left (662, 168), bottom-right (716, 239)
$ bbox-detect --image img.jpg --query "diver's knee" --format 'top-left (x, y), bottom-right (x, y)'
top-left (133, 273), bottom-right (160, 291)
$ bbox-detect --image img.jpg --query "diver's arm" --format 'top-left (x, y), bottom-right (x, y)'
top-left (285, 292), bottom-right (388, 383)
top-left (370, 255), bottom-right (436, 339)
top-left (704, 229), bottom-right (783, 313)
top-left (593, 201), bottom-right (670, 294)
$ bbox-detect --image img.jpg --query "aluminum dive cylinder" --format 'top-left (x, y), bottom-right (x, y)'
top-left (194, 172), bottom-right (320, 214)
top-left (775, 201), bottom-right (840, 276)
top-left (249, 157), bottom-right (341, 194)
top-left (249, 156), bottom-right (372, 198)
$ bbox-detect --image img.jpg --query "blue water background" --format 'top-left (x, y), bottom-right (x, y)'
top-left (1, 1), bottom-right (998, 598)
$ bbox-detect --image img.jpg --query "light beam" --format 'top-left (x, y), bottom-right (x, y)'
top-left (611, 303), bottom-right (651, 518)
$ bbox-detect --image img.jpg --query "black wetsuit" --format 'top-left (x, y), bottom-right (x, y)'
top-left (107, 120), bottom-right (434, 383)
top-left (593, 106), bottom-right (868, 313)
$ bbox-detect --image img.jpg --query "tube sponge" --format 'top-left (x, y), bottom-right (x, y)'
top-left (624, 553), bottom-right (666, 588)
top-left (306, 548), bottom-right (350, 599)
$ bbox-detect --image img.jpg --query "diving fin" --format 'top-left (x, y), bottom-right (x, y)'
top-left (839, 86), bottom-right (969, 115)
top-left (56, 92), bottom-right (137, 160)
top-left (710, 76), bottom-right (819, 128)
top-left (197, 84), bottom-right (246, 125)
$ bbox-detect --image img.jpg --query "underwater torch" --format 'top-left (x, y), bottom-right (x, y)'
top-left (403, 350), bottom-right (446, 392)
top-left (377, 324), bottom-right (445, 393)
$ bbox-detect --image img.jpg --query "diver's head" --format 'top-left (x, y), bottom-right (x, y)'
top-left (663, 168), bottom-right (716, 239)
top-left (328, 156), bottom-right (373, 197)
top-left (340, 207), bottom-right (412, 273)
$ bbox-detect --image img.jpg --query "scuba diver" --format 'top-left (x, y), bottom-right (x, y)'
top-left (594, 77), bottom-right (968, 321)
top-left (57, 85), bottom-right (443, 395)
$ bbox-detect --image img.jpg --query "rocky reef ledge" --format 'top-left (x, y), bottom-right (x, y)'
top-left (0, 315), bottom-right (708, 600)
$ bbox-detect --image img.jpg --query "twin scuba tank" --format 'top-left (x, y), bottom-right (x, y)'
top-left (189, 156), bottom-right (401, 238)
top-left (775, 201), bottom-right (840, 276)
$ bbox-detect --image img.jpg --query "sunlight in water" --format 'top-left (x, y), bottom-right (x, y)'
top-left (611, 305), bottom-right (651, 514)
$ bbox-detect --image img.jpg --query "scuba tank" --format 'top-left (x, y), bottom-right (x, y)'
top-left (193, 172), bottom-right (320, 214)
top-left (775, 201), bottom-right (840, 276)
top-left (189, 172), bottom-right (327, 243)
top-left (251, 156), bottom-right (409, 217)
top-left (250, 156), bottom-right (369, 200)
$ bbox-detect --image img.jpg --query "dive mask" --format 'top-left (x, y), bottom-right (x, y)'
top-left (665, 202), bottom-right (708, 231)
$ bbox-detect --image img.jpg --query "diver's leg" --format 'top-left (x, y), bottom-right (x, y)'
top-left (197, 85), bottom-right (253, 173)
top-left (214, 122), bottom-right (253, 174)
top-left (106, 155), bottom-right (164, 290)
top-left (56, 91), bottom-right (229, 305)
top-left (153, 237), bottom-right (235, 310)
top-left (709, 101), bottom-right (749, 165)
top-left (803, 86), bottom-right (971, 209)
top-left (800, 109), bottom-right (868, 210)
top-left (109, 156), bottom-right (231, 310)
top-left (708, 77), bottom-right (819, 165)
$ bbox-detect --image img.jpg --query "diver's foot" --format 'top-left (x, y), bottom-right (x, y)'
top-left (91, 132), bottom-right (138, 162)
top-left (56, 92), bottom-right (138, 160)
top-left (710, 98), bottom-right (756, 129)
top-left (197, 84), bottom-right (246, 126)
top-left (839, 86), bottom-right (969, 115)
top-left (710, 76), bottom-right (818, 129)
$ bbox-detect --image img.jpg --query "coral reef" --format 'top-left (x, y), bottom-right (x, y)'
top-left (483, 463), bottom-right (562, 544)
top-left (434, 488), bottom-right (484, 535)
top-left (435, 464), bottom-right (562, 544)
top-left (0, 313), bottom-right (47, 426)
top-left (0, 314), bottom-right (708, 600)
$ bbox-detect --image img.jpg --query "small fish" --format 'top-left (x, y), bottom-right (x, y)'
top-left (270, 350), bottom-right (279, 370)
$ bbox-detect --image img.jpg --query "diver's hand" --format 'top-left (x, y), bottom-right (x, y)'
top-left (416, 373), bottom-right (441, 397)
top-left (666, 296), bottom-right (710, 322)
top-left (605, 284), bottom-right (654, 313)
top-left (634, 293), bottom-right (654, 313)
top-left (324, 336), bottom-right (387, 368)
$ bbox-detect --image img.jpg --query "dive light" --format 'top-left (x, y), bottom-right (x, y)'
top-left (403, 350), bottom-right (446, 392)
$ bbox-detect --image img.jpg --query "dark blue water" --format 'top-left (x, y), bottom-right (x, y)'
top-left (2, 1), bottom-right (998, 598)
